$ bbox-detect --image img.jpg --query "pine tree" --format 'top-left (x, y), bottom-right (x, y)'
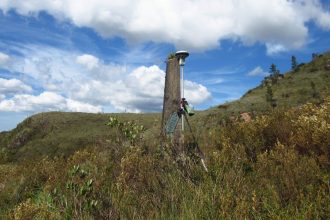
top-left (269, 63), bottom-right (277, 75)
top-left (291, 56), bottom-right (298, 70)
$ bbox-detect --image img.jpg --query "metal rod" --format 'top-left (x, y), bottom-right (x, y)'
top-left (181, 65), bottom-right (184, 131)
top-left (183, 113), bottom-right (208, 172)
top-left (181, 65), bottom-right (184, 99)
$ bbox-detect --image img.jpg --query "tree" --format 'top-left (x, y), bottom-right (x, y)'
top-left (266, 85), bottom-right (277, 108)
top-left (291, 56), bottom-right (298, 70)
top-left (269, 63), bottom-right (281, 83)
top-left (269, 63), bottom-right (277, 75)
top-left (312, 53), bottom-right (318, 60)
top-left (274, 69), bottom-right (280, 78)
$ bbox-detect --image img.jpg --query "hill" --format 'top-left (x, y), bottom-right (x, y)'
top-left (0, 51), bottom-right (329, 219)
top-left (1, 51), bottom-right (329, 162)
top-left (0, 112), bottom-right (160, 162)
top-left (207, 51), bottom-right (330, 115)
top-left (0, 97), bottom-right (329, 219)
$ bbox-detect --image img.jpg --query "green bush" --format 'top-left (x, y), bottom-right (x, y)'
top-left (106, 116), bottom-right (145, 145)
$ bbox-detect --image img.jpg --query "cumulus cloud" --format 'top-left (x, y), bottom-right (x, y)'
top-left (0, 78), bottom-right (33, 94)
top-left (247, 66), bottom-right (268, 77)
top-left (294, 0), bottom-right (330, 30)
top-left (75, 54), bottom-right (127, 80)
top-left (1, 45), bottom-right (211, 113)
top-left (0, 91), bottom-right (101, 113)
top-left (76, 54), bottom-right (100, 70)
top-left (266, 44), bottom-right (288, 55)
top-left (316, 11), bottom-right (330, 30)
top-left (1, 0), bottom-right (329, 53)
top-left (72, 65), bottom-right (211, 113)
top-left (184, 81), bottom-right (211, 105)
top-left (0, 94), bottom-right (5, 101)
top-left (0, 52), bottom-right (10, 66)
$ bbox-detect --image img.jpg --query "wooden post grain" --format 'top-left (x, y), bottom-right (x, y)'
top-left (161, 57), bottom-right (181, 146)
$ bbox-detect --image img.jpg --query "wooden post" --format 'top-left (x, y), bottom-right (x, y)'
top-left (161, 57), bottom-right (181, 146)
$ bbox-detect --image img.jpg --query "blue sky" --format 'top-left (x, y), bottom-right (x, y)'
top-left (0, 0), bottom-right (330, 131)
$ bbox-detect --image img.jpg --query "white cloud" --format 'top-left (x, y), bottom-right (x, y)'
top-left (1, 0), bottom-right (329, 52)
top-left (75, 53), bottom-right (127, 80)
top-left (76, 54), bottom-right (100, 70)
top-left (0, 94), bottom-right (5, 101)
top-left (0, 78), bottom-right (33, 94)
top-left (266, 44), bottom-right (288, 55)
top-left (201, 78), bottom-right (224, 85)
top-left (8, 46), bottom-right (81, 92)
top-left (316, 11), bottom-right (330, 30)
top-left (247, 66), bottom-right (268, 77)
top-left (0, 52), bottom-right (10, 66)
top-left (184, 81), bottom-right (211, 105)
top-left (1, 45), bottom-right (211, 113)
top-left (65, 99), bottom-right (102, 113)
top-left (0, 91), bottom-right (101, 113)
top-left (294, 0), bottom-right (330, 30)
top-left (72, 65), bottom-right (211, 112)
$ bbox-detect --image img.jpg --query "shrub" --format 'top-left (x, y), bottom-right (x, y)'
top-left (10, 198), bottom-right (58, 220)
top-left (1, 98), bottom-right (330, 219)
top-left (106, 116), bottom-right (145, 146)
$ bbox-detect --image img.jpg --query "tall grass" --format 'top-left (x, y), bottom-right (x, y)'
top-left (1, 98), bottom-right (329, 219)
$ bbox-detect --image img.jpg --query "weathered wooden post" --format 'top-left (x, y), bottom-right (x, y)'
top-left (161, 52), bottom-right (208, 171)
top-left (161, 55), bottom-right (181, 145)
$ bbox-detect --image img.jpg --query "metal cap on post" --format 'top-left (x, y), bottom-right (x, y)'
top-left (175, 51), bottom-right (189, 66)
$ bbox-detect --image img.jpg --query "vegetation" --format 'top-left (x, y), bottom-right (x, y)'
top-left (0, 51), bottom-right (330, 219)
top-left (310, 81), bottom-right (320, 100)
top-left (0, 112), bottom-right (160, 162)
top-left (213, 51), bottom-right (330, 116)
top-left (266, 85), bottom-right (276, 108)
top-left (167, 53), bottom-right (176, 60)
top-left (269, 63), bottom-right (278, 75)
top-left (291, 55), bottom-right (298, 71)
top-left (0, 97), bottom-right (329, 219)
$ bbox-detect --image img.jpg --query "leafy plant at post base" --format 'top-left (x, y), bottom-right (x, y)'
top-left (106, 116), bottom-right (145, 145)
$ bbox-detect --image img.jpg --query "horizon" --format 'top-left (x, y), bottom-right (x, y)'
top-left (1, 0), bottom-right (330, 131)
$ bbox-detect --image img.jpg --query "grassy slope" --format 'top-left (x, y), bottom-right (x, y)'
top-left (0, 112), bottom-right (160, 162)
top-left (0, 51), bottom-right (329, 162)
top-left (207, 51), bottom-right (330, 115)
top-left (0, 52), bottom-right (329, 219)
top-left (1, 92), bottom-right (329, 219)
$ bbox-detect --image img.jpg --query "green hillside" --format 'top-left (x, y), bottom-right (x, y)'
top-left (0, 51), bottom-right (329, 219)
top-left (209, 51), bottom-right (330, 114)
top-left (0, 112), bottom-right (160, 162)
top-left (1, 51), bottom-right (329, 162)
